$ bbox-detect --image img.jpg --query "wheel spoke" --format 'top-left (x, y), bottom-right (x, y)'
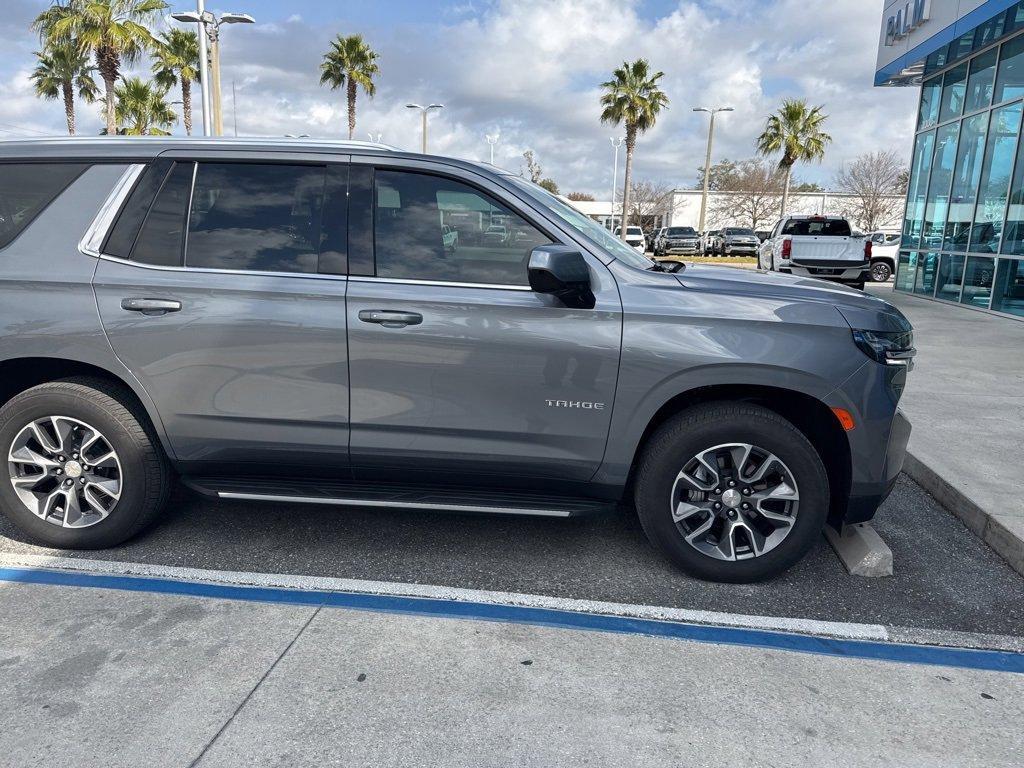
top-left (28, 422), bottom-right (61, 454)
top-left (49, 417), bottom-right (73, 454)
top-left (673, 500), bottom-right (710, 523)
top-left (714, 520), bottom-right (737, 559)
top-left (10, 446), bottom-right (58, 471)
top-left (742, 452), bottom-right (781, 484)
top-left (684, 515), bottom-right (714, 544)
top-left (62, 488), bottom-right (84, 527)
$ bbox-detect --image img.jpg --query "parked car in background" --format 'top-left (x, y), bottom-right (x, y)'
top-left (614, 225), bottom-right (647, 253)
top-left (483, 223), bottom-right (510, 247)
top-left (0, 137), bottom-right (913, 584)
top-left (720, 227), bottom-right (760, 257)
top-left (652, 226), bottom-right (668, 254)
top-left (868, 232), bottom-right (900, 282)
top-left (643, 229), bottom-right (658, 252)
top-left (704, 229), bottom-right (722, 255)
top-left (759, 215), bottom-right (871, 289)
top-left (656, 226), bottom-right (701, 258)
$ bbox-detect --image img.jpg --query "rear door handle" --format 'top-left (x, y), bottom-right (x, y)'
top-left (358, 309), bottom-right (423, 328)
top-left (121, 298), bottom-right (182, 315)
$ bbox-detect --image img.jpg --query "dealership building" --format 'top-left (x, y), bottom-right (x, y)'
top-left (878, 0), bottom-right (1024, 317)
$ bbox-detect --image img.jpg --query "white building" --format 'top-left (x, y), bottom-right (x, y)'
top-left (568, 190), bottom-right (904, 233)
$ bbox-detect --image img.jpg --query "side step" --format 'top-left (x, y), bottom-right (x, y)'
top-left (182, 476), bottom-right (616, 518)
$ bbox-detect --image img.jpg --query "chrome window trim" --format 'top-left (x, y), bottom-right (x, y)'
top-left (93, 252), bottom-right (349, 282)
top-left (78, 163), bottom-right (147, 257)
top-left (349, 275), bottom-right (532, 291)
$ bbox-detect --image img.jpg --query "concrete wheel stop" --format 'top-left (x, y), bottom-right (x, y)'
top-left (825, 522), bottom-right (894, 577)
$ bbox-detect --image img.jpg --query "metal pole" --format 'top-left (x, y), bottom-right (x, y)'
top-left (196, 0), bottom-right (211, 136)
top-left (421, 110), bottom-right (427, 153)
top-left (231, 79), bottom-right (237, 136)
top-left (610, 137), bottom-right (622, 230)
top-left (210, 26), bottom-right (223, 136)
top-left (698, 111), bottom-right (715, 236)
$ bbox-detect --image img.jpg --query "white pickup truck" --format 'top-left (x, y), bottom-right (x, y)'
top-left (758, 215), bottom-right (871, 290)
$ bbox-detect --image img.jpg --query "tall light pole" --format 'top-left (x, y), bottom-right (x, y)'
top-left (172, 7), bottom-right (255, 137)
top-left (485, 132), bottom-right (499, 165)
top-left (609, 136), bottom-right (623, 232)
top-left (693, 106), bottom-right (733, 241)
top-left (405, 103), bottom-right (443, 153)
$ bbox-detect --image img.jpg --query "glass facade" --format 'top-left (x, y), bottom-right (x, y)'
top-left (898, 27), bottom-right (1024, 319)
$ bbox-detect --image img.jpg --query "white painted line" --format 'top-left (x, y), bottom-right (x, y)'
top-left (0, 552), bottom-right (890, 642)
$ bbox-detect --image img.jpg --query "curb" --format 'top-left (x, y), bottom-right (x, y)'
top-left (903, 452), bottom-right (1024, 578)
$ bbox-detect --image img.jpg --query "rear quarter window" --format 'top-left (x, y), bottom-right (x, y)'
top-left (0, 162), bottom-right (89, 249)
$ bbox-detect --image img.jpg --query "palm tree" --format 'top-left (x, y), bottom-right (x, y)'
top-left (113, 77), bottom-right (175, 135)
top-left (34, 0), bottom-right (167, 137)
top-left (152, 28), bottom-right (199, 136)
top-left (756, 98), bottom-right (832, 217)
top-left (599, 59), bottom-right (669, 235)
top-left (319, 34), bottom-right (380, 139)
top-left (30, 42), bottom-right (98, 135)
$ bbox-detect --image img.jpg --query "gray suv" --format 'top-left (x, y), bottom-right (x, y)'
top-left (0, 138), bottom-right (914, 583)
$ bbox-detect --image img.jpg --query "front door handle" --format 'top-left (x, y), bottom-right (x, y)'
top-left (121, 298), bottom-right (182, 315)
top-left (358, 309), bottom-right (423, 328)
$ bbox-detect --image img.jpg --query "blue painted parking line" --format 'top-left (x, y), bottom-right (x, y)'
top-left (3, 565), bottom-right (1023, 674)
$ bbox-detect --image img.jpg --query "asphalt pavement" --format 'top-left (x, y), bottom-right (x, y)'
top-left (1, 475), bottom-right (1022, 640)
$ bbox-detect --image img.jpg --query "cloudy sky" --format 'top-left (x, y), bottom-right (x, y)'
top-left (2, 0), bottom-right (918, 196)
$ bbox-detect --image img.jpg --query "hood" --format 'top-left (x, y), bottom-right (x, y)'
top-left (673, 264), bottom-right (911, 333)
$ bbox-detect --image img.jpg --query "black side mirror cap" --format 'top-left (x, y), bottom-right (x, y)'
top-left (527, 245), bottom-right (595, 309)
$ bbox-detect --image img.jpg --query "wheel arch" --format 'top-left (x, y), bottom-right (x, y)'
top-left (625, 383), bottom-right (852, 529)
top-left (0, 356), bottom-right (176, 462)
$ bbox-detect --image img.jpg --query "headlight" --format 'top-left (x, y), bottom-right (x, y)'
top-left (851, 329), bottom-right (915, 367)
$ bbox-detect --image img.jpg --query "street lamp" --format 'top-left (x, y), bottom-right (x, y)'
top-left (485, 132), bottom-right (499, 165)
top-left (609, 136), bottom-right (623, 233)
top-left (406, 103), bottom-right (444, 153)
top-left (172, 4), bottom-right (255, 137)
top-left (693, 106), bottom-right (733, 243)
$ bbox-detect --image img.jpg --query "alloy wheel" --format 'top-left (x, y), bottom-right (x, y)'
top-left (670, 442), bottom-right (799, 561)
top-left (871, 262), bottom-right (892, 282)
top-left (7, 415), bottom-right (123, 528)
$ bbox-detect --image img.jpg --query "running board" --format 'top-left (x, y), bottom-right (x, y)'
top-left (181, 476), bottom-right (615, 518)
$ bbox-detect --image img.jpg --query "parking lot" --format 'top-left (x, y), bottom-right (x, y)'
top-left (2, 473), bottom-right (1022, 645)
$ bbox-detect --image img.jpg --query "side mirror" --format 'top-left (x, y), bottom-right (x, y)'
top-left (528, 245), bottom-right (595, 309)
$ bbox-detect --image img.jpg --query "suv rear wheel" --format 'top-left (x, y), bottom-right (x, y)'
top-left (0, 378), bottom-right (171, 548)
top-left (634, 402), bottom-right (829, 582)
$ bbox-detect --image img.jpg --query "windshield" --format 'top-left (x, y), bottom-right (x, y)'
top-left (782, 218), bottom-right (852, 237)
top-left (506, 176), bottom-right (655, 269)
top-left (667, 227), bottom-right (696, 236)
top-left (725, 227), bottom-right (755, 235)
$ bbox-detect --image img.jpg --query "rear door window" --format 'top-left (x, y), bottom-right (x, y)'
top-left (782, 219), bottom-right (852, 237)
top-left (104, 159), bottom-right (173, 259)
top-left (186, 162), bottom-right (326, 274)
top-left (0, 162), bottom-right (88, 249)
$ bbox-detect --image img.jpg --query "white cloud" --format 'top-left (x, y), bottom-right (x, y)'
top-left (0, 0), bottom-right (918, 194)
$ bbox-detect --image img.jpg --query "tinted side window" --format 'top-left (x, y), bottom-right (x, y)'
top-left (104, 159), bottom-right (172, 259)
top-left (130, 161), bottom-right (193, 267)
top-left (186, 163), bottom-right (325, 274)
top-left (374, 169), bottom-right (550, 286)
top-left (0, 163), bottom-right (88, 249)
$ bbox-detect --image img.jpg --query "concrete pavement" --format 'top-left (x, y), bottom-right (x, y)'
top-left (868, 285), bottom-right (1024, 575)
top-left (1, 579), bottom-right (1021, 768)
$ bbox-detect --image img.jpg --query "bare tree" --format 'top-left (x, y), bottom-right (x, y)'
top-left (522, 150), bottom-right (542, 183)
top-left (627, 180), bottom-right (674, 227)
top-left (708, 159), bottom-right (785, 230)
top-left (833, 149), bottom-right (908, 232)
top-left (567, 191), bottom-right (595, 201)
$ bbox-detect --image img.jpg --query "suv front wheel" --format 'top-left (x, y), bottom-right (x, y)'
top-left (634, 402), bottom-right (829, 582)
top-left (0, 378), bottom-right (172, 549)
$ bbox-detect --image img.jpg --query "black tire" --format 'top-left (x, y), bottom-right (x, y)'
top-left (870, 260), bottom-right (892, 282)
top-left (634, 402), bottom-right (829, 583)
top-left (0, 377), bottom-right (172, 549)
